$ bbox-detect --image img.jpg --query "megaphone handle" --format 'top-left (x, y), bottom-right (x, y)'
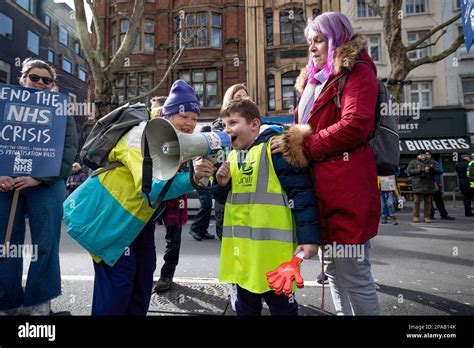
top-left (199, 176), bottom-right (210, 187)
top-left (295, 250), bottom-right (304, 260)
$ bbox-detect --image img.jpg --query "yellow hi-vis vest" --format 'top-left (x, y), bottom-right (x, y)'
top-left (468, 160), bottom-right (474, 188)
top-left (219, 137), bottom-right (296, 294)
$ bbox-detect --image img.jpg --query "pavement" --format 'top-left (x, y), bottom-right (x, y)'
top-left (20, 200), bottom-right (474, 316)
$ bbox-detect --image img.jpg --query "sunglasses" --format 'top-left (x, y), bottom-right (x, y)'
top-left (28, 74), bottom-right (54, 85)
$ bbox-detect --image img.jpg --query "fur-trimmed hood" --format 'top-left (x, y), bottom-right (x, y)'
top-left (295, 35), bottom-right (367, 94)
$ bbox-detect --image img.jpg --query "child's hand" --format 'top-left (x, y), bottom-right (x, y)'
top-left (216, 162), bottom-right (231, 186)
top-left (295, 244), bottom-right (319, 259)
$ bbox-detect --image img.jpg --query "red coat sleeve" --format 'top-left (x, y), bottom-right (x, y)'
top-left (302, 64), bottom-right (378, 161)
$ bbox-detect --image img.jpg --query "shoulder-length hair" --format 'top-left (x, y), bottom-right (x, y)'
top-left (221, 83), bottom-right (248, 111)
top-left (304, 12), bottom-right (355, 78)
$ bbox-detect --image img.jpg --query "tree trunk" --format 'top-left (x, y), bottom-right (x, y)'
top-left (95, 78), bottom-right (114, 118)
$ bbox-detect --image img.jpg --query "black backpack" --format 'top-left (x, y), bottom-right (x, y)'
top-left (81, 102), bottom-right (175, 211)
top-left (334, 61), bottom-right (400, 176)
top-left (80, 103), bottom-right (150, 171)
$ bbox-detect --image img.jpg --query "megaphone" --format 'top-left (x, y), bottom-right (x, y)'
top-left (141, 117), bottom-right (231, 182)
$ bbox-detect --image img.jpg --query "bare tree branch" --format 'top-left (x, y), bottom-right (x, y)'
top-left (74, 0), bottom-right (104, 91)
top-left (406, 13), bottom-right (461, 51)
top-left (124, 26), bottom-right (192, 104)
top-left (125, 47), bottom-right (186, 104)
top-left (407, 29), bottom-right (447, 52)
top-left (85, 0), bottom-right (105, 66)
top-left (408, 33), bottom-right (464, 70)
top-left (107, 0), bottom-right (145, 75)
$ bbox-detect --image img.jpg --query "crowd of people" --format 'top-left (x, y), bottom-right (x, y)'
top-left (1, 11), bottom-right (473, 317)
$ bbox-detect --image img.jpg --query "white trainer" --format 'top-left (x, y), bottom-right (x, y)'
top-left (229, 284), bottom-right (238, 312)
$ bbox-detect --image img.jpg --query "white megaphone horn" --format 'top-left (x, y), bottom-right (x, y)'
top-left (141, 117), bottom-right (231, 181)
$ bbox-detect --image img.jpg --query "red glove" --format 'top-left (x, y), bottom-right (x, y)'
top-left (266, 254), bottom-right (304, 297)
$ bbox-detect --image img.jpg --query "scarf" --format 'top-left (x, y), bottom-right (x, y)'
top-left (298, 68), bottom-right (328, 124)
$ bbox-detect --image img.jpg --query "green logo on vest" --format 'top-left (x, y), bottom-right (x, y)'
top-left (237, 160), bottom-right (255, 187)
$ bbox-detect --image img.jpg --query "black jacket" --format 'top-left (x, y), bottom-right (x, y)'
top-left (456, 159), bottom-right (471, 191)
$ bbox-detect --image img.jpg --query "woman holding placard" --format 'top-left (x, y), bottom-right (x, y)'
top-left (0, 58), bottom-right (77, 315)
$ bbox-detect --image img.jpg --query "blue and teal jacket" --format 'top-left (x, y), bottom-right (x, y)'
top-left (63, 121), bottom-right (194, 266)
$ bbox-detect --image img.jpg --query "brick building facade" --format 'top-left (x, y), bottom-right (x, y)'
top-left (93, 0), bottom-right (247, 121)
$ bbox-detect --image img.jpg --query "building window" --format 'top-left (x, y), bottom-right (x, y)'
top-left (462, 78), bottom-right (474, 105)
top-left (175, 12), bottom-right (221, 49)
top-left (78, 67), bottom-right (87, 82)
top-left (211, 13), bottom-right (221, 48)
top-left (367, 34), bottom-right (381, 62)
top-left (357, 0), bottom-right (378, 17)
top-left (27, 30), bottom-right (39, 55)
top-left (280, 8), bottom-right (305, 45)
top-left (406, 0), bottom-right (427, 14)
top-left (185, 14), bottom-right (196, 48)
top-left (267, 75), bottom-right (275, 111)
top-left (174, 16), bottom-right (183, 50)
top-left (410, 81), bottom-right (432, 108)
top-left (179, 68), bottom-right (218, 107)
top-left (15, 0), bottom-right (37, 15)
top-left (111, 21), bottom-right (117, 54)
top-left (115, 19), bottom-right (154, 54)
top-left (47, 50), bottom-right (55, 64)
top-left (59, 26), bottom-right (69, 46)
top-left (0, 60), bottom-right (11, 84)
top-left (44, 14), bottom-right (51, 28)
top-left (196, 13), bottom-right (208, 46)
top-left (115, 72), bottom-right (152, 104)
top-left (407, 31), bottom-right (429, 60)
top-left (282, 71), bottom-right (299, 110)
top-left (120, 19), bottom-right (129, 47)
top-left (74, 41), bottom-right (81, 55)
top-left (266, 12), bottom-right (273, 46)
top-left (0, 13), bottom-right (13, 40)
top-left (144, 19), bottom-right (155, 53)
top-left (62, 57), bottom-right (72, 73)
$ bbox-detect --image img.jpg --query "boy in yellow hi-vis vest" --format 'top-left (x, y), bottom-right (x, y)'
top-left (208, 98), bottom-right (321, 315)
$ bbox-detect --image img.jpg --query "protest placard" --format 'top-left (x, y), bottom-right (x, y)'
top-left (0, 83), bottom-right (68, 177)
top-left (380, 175), bottom-right (397, 192)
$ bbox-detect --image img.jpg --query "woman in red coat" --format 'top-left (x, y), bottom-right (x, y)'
top-left (273, 12), bottom-right (381, 315)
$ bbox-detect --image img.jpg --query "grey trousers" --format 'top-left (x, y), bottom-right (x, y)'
top-left (319, 241), bottom-right (381, 315)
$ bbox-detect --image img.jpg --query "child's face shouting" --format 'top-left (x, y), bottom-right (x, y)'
top-left (222, 112), bottom-right (260, 150)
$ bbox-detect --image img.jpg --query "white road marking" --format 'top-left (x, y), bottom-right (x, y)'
top-left (22, 275), bottom-right (323, 287)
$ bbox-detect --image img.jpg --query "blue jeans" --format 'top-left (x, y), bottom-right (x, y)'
top-left (92, 222), bottom-right (156, 316)
top-left (190, 190), bottom-right (212, 236)
top-left (0, 180), bottom-right (65, 310)
top-left (235, 285), bottom-right (298, 316)
top-left (380, 191), bottom-right (395, 217)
